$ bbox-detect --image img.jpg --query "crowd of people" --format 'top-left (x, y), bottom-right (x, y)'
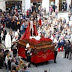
top-left (61, 1), bottom-right (67, 11)
top-left (0, 4), bottom-right (72, 72)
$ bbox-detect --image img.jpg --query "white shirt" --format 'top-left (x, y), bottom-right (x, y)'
top-left (5, 33), bottom-right (12, 48)
top-left (5, 56), bottom-right (8, 64)
top-left (5, 56), bottom-right (12, 64)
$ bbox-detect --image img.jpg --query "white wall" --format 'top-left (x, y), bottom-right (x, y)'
top-left (42, 0), bottom-right (49, 13)
top-left (0, 0), bottom-right (6, 11)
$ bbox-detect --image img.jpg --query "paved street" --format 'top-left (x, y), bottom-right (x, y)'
top-left (58, 12), bottom-right (72, 22)
top-left (0, 51), bottom-right (72, 72)
top-left (29, 51), bottom-right (72, 72)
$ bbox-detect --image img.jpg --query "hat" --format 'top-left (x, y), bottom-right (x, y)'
top-left (26, 43), bottom-right (30, 48)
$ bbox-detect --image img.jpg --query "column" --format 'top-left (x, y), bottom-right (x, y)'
top-left (55, 0), bottom-right (59, 11)
top-left (42, 0), bottom-right (49, 13)
top-left (0, 0), bottom-right (6, 11)
top-left (66, 0), bottom-right (71, 11)
top-left (22, 0), bottom-right (31, 12)
top-left (22, 0), bottom-right (25, 12)
top-left (25, 0), bottom-right (31, 11)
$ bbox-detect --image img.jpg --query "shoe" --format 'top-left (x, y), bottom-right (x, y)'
top-left (28, 64), bottom-right (31, 68)
top-left (69, 58), bottom-right (71, 60)
top-left (54, 60), bottom-right (56, 63)
top-left (0, 67), bottom-right (2, 69)
top-left (64, 57), bottom-right (66, 58)
top-left (67, 57), bottom-right (68, 59)
top-left (9, 70), bottom-right (11, 72)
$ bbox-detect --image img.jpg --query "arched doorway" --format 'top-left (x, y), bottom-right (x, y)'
top-left (5, 1), bottom-right (22, 13)
top-left (59, 0), bottom-right (61, 11)
top-left (31, 0), bottom-right (42, 12)
top-left (59, 0), bottom-right (67, 11)
top-left (50, 0), bottom-right (55, 5)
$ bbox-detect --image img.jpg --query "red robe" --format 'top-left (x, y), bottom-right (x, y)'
top-left (21, 22), bottom-right (38, 40)
top-left (39, 18), bottom-right (42, 26)
top-left (26, 10), bottom-right (29, 16)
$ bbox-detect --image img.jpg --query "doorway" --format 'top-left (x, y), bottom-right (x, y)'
top-left (5, 1), bottom-right (22, 13)
top-left (59, 0), bottom-right (62, 11)
top-left (59, 0), bottom-right (66, 11)
top-left (71, 0), bottom-right (72, 5)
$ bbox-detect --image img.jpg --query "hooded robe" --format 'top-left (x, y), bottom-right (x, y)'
top-left (5, 32), bottom-right (12, 49)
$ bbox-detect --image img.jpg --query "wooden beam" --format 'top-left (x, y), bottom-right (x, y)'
top-left (31, 0), bottom-right (42, 3)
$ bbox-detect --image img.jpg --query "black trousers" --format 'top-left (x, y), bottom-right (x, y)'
top-left (54, 51), bottom-right (58, 63)
top-left (0, 58), bottom-right (3, 68)
top-left (27, 56), bottom-right (31, 62)
top-left (65, 50), bottom-right (69, 58)
top-left (13, 49), bottom-right (17, 57)
top-left (27, 56), bottom-right (31, 67)
top-left (69, 52), bottom-right (72, 59)
top-left (30, 29), bottom-right (32, 36)
top-left (69, 16), bottom-right (71, 21)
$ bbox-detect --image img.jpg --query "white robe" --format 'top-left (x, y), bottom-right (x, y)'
top-left (5, 33), bottom-right (12, 49)
top-left (30, 21), bottom-right (34, 32)
top-left (50, 35), bottom-right (54, 40)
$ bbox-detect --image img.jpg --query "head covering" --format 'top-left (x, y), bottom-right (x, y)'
top-left (5, 32), bottom-right (11, 48)
top-left (26, 43), bottom-right (30, 48)
top-left (15, 32), bottom-right (18, 37)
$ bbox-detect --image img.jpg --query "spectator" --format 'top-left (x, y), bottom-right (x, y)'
top-left (5, 32), bottom-right (12, 51)
top-left (68, 11), bottom-right (71, 21)
top-left (5, 51), bottom-right (12, 72)
top-left (57, 40), bottom-right (61, 52)
top-left (11, 66), bottom-right (16, 72)
top-left (64, 40), bottom-right (71, 59)
top-left (11, 58), bottom-right (18, 70)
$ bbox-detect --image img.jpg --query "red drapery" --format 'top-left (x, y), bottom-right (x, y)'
top-left (18, 47), bottom-right (54, 63)
top-left (21, 22), bottom-right (38, 40)
top-left (19, 22), bottom-right (54, 64)
top-left (39, 18), bottom-right (42, 26)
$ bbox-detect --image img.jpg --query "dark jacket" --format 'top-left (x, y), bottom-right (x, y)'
top-left (64, 42), bottom-right (71, 52)
top-left (58, 41), bottom-right (61, 48)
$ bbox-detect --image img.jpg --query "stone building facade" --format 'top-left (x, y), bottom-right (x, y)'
top-left (0, 0), bottom-right (72, 12)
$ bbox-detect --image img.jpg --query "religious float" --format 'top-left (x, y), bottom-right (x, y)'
top-left (17, 23), bottom-right (55, 64)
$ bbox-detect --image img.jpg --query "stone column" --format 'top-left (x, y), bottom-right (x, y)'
top-left (66, 0), bottom-right (71, 11)
top-left (42, 0), bottom-right (49, 13)
top-left (25, 0), bottom-right (31, 11)
top-left (55, 0), bottom-right (59, 11)
top-left (22, 0), bottom-right (31, 12)
top-left (0, 0), bottom-right (6, 11)
top-left (22, 0), bottom-right (25, 12)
